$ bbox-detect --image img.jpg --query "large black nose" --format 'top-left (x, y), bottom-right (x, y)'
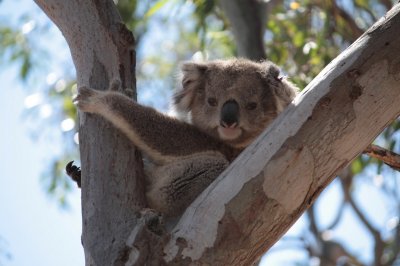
top-left (220, 100), bottom-right (239, 128)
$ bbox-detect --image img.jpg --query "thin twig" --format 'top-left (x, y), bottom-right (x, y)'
top-left (363, 144), bottom-right (400, 171)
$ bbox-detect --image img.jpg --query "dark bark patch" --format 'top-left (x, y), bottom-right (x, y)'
top-left (350, 84), bottom-right (363, 100)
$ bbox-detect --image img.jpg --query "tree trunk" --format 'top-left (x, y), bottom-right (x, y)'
top-left (218, 0), bottom-right (267, 60)
top-left (35, 1), bottom-right (400, 265)
top-left (33, 0), bottom-right (146, 265)
top-left (218, 0), bottom-right (281, 60)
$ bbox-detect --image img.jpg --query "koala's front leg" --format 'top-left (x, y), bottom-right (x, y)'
top-left (73, 80), bottom-right (130, 113)
top-left (74, 86), bottom-right (108, 113)
top-left (74, 84), bottom-right (236, 164)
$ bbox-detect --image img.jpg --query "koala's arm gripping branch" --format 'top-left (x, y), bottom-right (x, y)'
top-left (76, 87), bottom-right (236, 163)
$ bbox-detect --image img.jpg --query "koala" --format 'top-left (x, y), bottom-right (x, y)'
top-left (69, 58), bottom-right (298, 217)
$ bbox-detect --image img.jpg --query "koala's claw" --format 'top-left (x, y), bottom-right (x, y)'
top-left (66, 161), bottom-right (81, 188)
top-left (74, 86), bottom-right (95, 101)
top-left (73, 86), bottom-right (99, 112)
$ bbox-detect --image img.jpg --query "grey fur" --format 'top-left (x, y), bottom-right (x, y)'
top-left (74, 58), bottom-right (298, 217)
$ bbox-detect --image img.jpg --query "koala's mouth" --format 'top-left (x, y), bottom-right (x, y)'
top-left (217, 126), bottom-right (242, 141)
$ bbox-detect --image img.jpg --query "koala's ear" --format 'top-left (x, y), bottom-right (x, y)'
top-left (173, 62), bottom-right (208, 112)
top-left (265, 62), bottom-right (280, 80)
top-left (261, 61), bottom-right (299, 111)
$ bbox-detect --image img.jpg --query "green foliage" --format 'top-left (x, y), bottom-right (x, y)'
top-left (266, 2), bottom-right (350, 88)
top-left (0, 26), bottom-right (32, 80)
top-left (145, 0), bottom-right (170, 18)
top-left (42, 158), bottom-right (75, 208)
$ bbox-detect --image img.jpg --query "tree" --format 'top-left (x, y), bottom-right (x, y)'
top-left (33, 0), bottom-right (400, 265)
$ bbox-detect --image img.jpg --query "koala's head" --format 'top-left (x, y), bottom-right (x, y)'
top-left (173, 58), bottom-right (298, 149)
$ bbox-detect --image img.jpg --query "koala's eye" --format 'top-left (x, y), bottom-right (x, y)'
top-left (207, 97), bottom-right (218, 107)
top-left (246, 102), bottom-right (258, 110)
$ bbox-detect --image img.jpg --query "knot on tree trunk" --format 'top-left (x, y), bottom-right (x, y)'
top-left (116, 209), bottom-right (169, 266)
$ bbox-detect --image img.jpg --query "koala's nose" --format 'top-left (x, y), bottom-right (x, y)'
top-left (220, 100), bottom-right (239, 128)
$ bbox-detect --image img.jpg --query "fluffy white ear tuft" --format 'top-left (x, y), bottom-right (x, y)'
top-left (260, 61), bottom-right (299, 112)
top-left (173, 62), bottom-right (208, 113)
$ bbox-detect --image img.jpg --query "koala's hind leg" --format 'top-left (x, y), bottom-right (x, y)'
top-left (146, 153), bottom-right (229, 217)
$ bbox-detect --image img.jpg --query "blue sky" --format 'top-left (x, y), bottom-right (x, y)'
top-left (0, 67), bottom-right (84, 265)
top-left (0, 1), bottom-right (84, 265)
top-left (0, 1), bottom-right (397, 265)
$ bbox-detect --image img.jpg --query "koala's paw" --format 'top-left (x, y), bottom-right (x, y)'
top-left (73, 86), bottom-right (103, 113)
top-left (66, 161), bottom-right (81, 188)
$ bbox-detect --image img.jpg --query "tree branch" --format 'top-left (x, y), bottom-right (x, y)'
top-left (364, 144), bottom-right (400, 171)
top-left (339, 176), bottom-right (385, 266)
top-left (307, 202), bottom-right (363, 265)
top-left (164, 4), bottom-right (400, 264)
top-left (383, 219), bottom-right (400, 265)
